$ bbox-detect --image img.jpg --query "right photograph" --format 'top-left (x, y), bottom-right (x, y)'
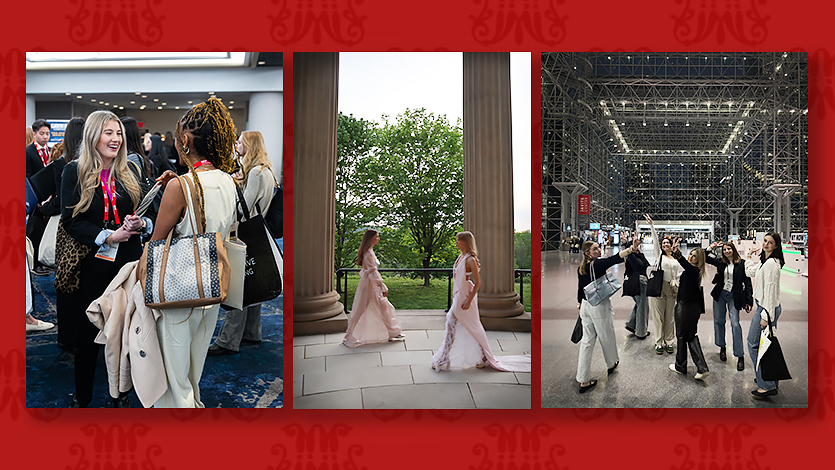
top-left (540, 52), bottom-right (809, 408)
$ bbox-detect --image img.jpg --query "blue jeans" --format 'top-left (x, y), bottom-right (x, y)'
top-left (747, 302), bottom-right (782, 391)
top-left (713, 290), bottom-right (744, 358)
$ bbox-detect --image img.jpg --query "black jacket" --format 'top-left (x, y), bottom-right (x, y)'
top-left (28, 156), bottom-right (67, 218)
top-left (26, 143), bottom-right (47, 178)
top-left (674, 253), bottom-right (706, 313)
top-left (705, 253), bottom-right (754, 310)
top-left (622, 251), bottom-right (649, 297)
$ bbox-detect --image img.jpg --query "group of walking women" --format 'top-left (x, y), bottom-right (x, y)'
top-left (31, 98), bottom-right (279, 407)
top-left (343, 230), bottom-right (531, 373)
top-left (574, 214), bottom-right (786, 399)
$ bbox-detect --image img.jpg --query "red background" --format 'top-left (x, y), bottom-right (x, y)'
top-left (5, 0), bottom-right (831, 467)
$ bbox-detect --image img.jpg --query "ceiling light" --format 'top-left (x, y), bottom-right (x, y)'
top-left (64, 92), bottom-right (71, 95)
top-left (229, 101), bottom-right (234, 104)
top-left (135, 92), bottom-right (141, 95)
top-left (76, 95), bottom-right (82, 99)
top-left (157, 106), bottom-right (162, 109)
top-left (130, 101), bottom-right (135, 104)
top-left (153, 98), bottom-right (159, 102)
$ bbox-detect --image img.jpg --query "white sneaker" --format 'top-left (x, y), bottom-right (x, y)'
top-left (694, 371), bottom-right (710, 380)
top-left (669, 363), bottom-right (684, 375)
top-left (26, 319), bottom-right (55, 332)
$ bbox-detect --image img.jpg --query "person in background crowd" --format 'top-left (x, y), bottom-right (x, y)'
top-left (147, 134), bottom-right (175, 176)
top-left (61, 111), bottom-right (151, 407)
top-left (26, 127), bottom-right (35, 147)
top-left (208, 131), bottom-right (278, 356)
top-left (26, 119), bottom-right (53, 276)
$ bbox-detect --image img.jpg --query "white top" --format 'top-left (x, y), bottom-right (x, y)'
top-left (723, 263), bottom-right (734, 292)
top-left (650, 224), bottom-right (682, 283)
top-left (175, 170), bottom-right (237, 241)
top-left (242, 165), bottom-right (276, 217)
top-left (745, 256), bottom-right (782, 321)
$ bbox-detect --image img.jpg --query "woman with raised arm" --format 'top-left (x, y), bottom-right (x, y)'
top-left (744, 233), bottom-right (786, 398)
top-left (342, 229), bottom-right (405, 348)
top-left (668, 239), bottom-right (710, 380)
top-left (431, 231), bottom-right (530, 373)
top-left (705, 241), bottom-right (753, 371)
top-left (573, 235), bottom-right (640, 393)
top-left (646, 215), bottom-right (682, 355)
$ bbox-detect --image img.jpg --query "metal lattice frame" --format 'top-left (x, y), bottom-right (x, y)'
top-left (541, 52), bottom-right (807, 250)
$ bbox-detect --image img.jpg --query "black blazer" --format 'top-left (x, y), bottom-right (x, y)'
top-left (26, 143), bottom-right (47, 178)
top-left (674, 253), bottom-right (705, 313)
top-left (577, 253), bottom-right (625, 303)
top-left (622, 251), bottom-right (649, 297)
top-left (705, 253), bottom-right (754, 311)
top-left (60, 161), bottom-right (144, 269)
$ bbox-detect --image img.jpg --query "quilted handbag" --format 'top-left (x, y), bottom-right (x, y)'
top-left (583, 261), bottom-right (622, 306)
top-left (138, 175), bottom-right (230, 309)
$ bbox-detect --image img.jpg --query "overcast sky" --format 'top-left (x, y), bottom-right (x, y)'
top-left (338, 52), bottom-right (532, 232)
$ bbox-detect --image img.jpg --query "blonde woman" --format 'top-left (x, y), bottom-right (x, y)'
top-left (209, 130), bottom-right (279, 356)
top-left (431, 231), bottom-right (531, 372)
top-left (60, 111), bottom-right (150, 407)
top-left (668, 240), bottom-right (710, 380)
top-left (150, 98), bottom-right (239, 408)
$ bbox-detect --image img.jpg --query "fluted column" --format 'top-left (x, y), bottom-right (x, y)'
top-left (293, 53), bottom-right (346, 335)
top-left (463, 52), bottom-right (529, 331)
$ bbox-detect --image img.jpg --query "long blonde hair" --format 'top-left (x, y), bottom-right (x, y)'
top-left (356, 229), bottom-right (378, 266)
top-left (26, 127), bottom-right (34, 146)
top-left (69, 111), bottom-right (141, 218)
top-left (456, 231), bottom-right (480, 268)
top-left (235, 130), bottom-right (276, 189)
top-left (579, 240), bottom-right (596, 275)
top-left (689, 248), bottom-right (706, 282)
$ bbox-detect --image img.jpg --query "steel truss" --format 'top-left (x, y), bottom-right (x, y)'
top-left (541, 52), bottom-right (807, 250)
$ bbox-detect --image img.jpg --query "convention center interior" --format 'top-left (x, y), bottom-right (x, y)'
top-left (540, 52), bottom-right (808, 407)
top-left (25, 52), bottom-right (284, 408)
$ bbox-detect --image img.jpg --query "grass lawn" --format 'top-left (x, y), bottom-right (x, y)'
top-left (336, 274), bottom-right (532, 312)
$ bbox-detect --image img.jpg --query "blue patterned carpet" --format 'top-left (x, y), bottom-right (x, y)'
top-left (26, 260), bottom-right (284, 409)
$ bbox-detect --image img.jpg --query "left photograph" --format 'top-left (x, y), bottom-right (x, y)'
top-left (25, 52), bottom-right (285, 408)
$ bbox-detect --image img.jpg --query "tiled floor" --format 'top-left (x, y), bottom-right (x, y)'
top-left (541, 247), bottom-right (809, 408)
top-left (293, 311), bottom-right (531, 409)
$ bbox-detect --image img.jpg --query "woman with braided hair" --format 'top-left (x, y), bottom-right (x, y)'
top-left (150, 97), bottom-right (238, 408)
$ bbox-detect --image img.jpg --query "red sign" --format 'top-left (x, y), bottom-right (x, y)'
top-left (578, 194), bottom-right (591, 215)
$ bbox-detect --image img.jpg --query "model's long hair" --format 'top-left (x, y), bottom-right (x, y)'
top-left (69, 111), bottom-right (141, 218)
top-left (176, 97), bottom-right (238, 232)
top-left (120, 117), bottom-right (154, 177)
top-left (689, 248), bottom-right (707, 282)
top-left (26, 127), bottom-right (34, 146)
top-left (579, 240), bottom-right (596, 275)
top-left (356, 229), bottom-right (378, 266)
top-left (761, 232), bottom-right (786, 267)
top-left (719, 242), bottom-right (742, 264)
top-left (457, 231), bottom-right (480, 269)
top-left (234, 130), bottom-right (276, 189)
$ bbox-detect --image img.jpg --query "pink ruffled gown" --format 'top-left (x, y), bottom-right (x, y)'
top-left (431, 254), bottom-right (531, 372)
top-left (342, 249), bottom-right (403, 348)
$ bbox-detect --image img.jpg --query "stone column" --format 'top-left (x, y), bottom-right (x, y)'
top-left (463, 52), bottom-right (529, 331)
top-left (293, 53), bottom-right (346, 335)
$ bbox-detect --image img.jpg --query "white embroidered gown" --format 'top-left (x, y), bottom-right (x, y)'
top-left (430, 254), bottom-right (531, 372)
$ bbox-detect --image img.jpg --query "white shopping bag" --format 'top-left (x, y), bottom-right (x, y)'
top-left (756, 327), bottom-right (772, 370)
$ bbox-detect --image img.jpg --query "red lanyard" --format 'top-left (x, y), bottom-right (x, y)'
top-left (192, 159), bottom-right (212, 169)
top-left (101, 174), bottom-right (120, 225)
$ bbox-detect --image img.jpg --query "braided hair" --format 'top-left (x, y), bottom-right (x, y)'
top-left (176, 97), bottom-right (237, 232)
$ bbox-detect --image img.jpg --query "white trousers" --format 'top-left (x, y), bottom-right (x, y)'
top-left (154, 304), bottom-right (220, 408)
top-left (650, 281), bottom-right (676, 348)
top-left (576, 298), bottom-right (619, 383)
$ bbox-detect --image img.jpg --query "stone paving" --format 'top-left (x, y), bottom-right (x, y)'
top-left (293, 310), bottom-right (531, 409)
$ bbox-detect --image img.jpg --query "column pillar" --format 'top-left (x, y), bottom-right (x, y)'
top-left (247, 92), bottom-right (283, 182)
top-left (293, 53), bottom-right (346, 335)
top-left (463, 52), bottom-right (529, 331)
top-left (26, 95), bottom-right (36, 127)
top-left (727, 208), bottom-right (743, 236)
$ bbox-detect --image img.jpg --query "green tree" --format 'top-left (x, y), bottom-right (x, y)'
top-left (514, 230), bottom-right (532, 269)
top-left (359, 108), bottom-right (463, 286)
top-left (335, 113), bottom-right (378, 270)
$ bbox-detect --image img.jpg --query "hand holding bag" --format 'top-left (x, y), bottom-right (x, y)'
top-left (138, 175), bottom-right (230, 309)
top-left (645, 256), bottom-right (664, 297)
top-left (583, 261), bottom-right (622, 306)
top-left (758, 311), bottom-right (792, 381)
top-left (230, 187), bottom-right (282, 308)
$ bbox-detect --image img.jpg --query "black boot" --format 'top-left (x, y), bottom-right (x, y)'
top-left (719, 346), bottom-right (727, 362)
top-left (737, 356), bottom-right (745, 371)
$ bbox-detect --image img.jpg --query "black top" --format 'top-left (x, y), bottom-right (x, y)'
top-left (705, 253), bottom-right (754, 310)
top-left (622, 251), bottom-right (649, 297)
top-left (674, 253), bottom-right (704, 305)
top-left (28, 156), bottom-right (67, 218)
top-left (577, 253), bottom-right (625, 303)
top-left (26, 143), bottom-right (46, 178)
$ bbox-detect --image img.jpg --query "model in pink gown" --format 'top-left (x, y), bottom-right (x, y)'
top-left (342, 248), bottom-right (404, 348)
top-left (430, 253), bottom-right (531, 372)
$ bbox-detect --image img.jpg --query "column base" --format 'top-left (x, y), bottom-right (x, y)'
top-left (294, 312), bottom-right (348, 336)
top-left (481, 312), bottom-right (531, 332)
